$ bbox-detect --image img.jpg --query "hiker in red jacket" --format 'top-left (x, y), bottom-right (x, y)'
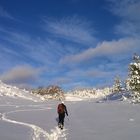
top-left (57, 101), bottom-right (68, 129)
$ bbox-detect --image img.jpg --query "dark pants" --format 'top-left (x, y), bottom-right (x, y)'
top-left (58, 113), bottom-right (65, 126)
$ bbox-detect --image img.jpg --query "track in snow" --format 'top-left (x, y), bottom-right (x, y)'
top-left (1, 105), bottom-right (67, 140)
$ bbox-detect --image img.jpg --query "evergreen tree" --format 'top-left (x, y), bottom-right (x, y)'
top-left (113, 76), bottom-right (122, 93)
top-left (125, 79), bottom-right (130, 91)
top-left (128, 53), bottom-right (140, 103)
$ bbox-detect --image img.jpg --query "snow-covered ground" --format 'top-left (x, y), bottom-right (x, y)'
top-left (0, 82), bottom-right (140, 140)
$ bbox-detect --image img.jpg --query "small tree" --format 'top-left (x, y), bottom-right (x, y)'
top-left (128, 53), bottom-right (140, 103)
top-left (113, 76), bottom-right (122, 93)
top-left (125, 79), bottom-right (130, 91)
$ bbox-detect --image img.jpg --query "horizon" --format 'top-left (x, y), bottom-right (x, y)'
top-left (0, 0), bottom-right (140, 90)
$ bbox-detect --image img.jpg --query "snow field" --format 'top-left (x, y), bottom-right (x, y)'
top-left (0, 81), bottom-right (140, 140)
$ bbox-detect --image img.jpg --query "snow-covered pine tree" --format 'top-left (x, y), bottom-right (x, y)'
top-left (128, 53), bottom-right (140, 103)
top-left (125, 79), bottom-right (130, 91)
top-left (113, 76), bottom-right (122, 93)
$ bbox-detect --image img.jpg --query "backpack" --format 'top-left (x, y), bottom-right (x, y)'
top-left (57, 104), bottom-right (65, 114)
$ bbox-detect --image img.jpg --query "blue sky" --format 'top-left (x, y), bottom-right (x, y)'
top-left (0, 0), bottom-right (140, 90)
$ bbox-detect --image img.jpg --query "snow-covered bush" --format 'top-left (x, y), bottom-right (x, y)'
top-left (32, 85), bottom-right (65, 100)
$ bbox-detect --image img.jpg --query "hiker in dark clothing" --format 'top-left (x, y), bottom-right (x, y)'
top-left (57, 101), bottom-right (68, 129)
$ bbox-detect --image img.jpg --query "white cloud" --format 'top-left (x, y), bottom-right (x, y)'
top-left (108, 0), bottom-right (140, 36)
top-left (60, 37), bottom-right (140, 64)
top-left (0, 30), bottom-right (52, 67)
top-left (43, 16), bottom-right (97, 45)
top-left (109, 0), bottom-right (140, 20)
top-left (0, 6), bottom-right (14, 19)
top-left (0, 65), bottom-right (41, 87)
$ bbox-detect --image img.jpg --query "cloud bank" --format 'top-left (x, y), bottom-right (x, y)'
top-left (0, 65), bottom-right (41, 88)
top-left (60, 37), bottom-right (140, 64)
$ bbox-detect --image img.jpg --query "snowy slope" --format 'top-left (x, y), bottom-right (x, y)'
top-left (66, 87), bottom-right (114, 101)
top-left (67, 87), bottom-right (112, 98)
top-left (0, 81), bottom-right (41, 102)
top-left (66, 87), bottom-right (132, 103)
